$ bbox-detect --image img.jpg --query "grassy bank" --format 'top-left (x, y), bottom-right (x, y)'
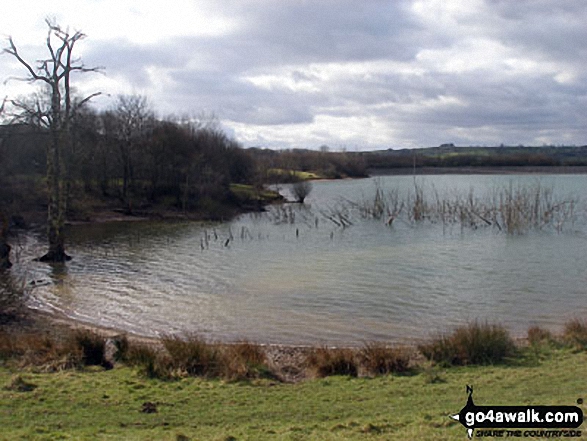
top-left (1, 347), bottom-right (585, 440)
top-left (1, 320), bottom-right (587, 440)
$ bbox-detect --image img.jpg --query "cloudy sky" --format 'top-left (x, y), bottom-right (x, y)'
top-left (1, 0), bottom-right (586, 150)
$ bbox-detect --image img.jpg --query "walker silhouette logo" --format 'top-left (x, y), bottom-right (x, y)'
top-left (451, 386), bottom-right (583, 439)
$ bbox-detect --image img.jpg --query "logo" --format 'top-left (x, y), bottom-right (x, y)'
top-left (451, 386), bottom-right (583, 439)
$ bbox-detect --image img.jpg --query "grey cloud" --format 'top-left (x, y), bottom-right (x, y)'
top-left (79, 0), bottom-right (587, 148)
top-left (469, 1), bottom-right (587, 62)
top-left (84, 38), bottom-right (190, 88)
top-left (167, 70), bottom-right (315, 125)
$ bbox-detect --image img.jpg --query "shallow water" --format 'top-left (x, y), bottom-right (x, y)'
top-left (7, 174), bottom-right (587, 345)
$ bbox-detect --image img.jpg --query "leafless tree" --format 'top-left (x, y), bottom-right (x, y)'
top-left (107, 94), bottom-right (154, 211)
top-left (3, 19), bottom-right (101, 262)
top-left (0, 98), bottom-right (11, 269)
top-left (291, 180), bottom-right (313, 203)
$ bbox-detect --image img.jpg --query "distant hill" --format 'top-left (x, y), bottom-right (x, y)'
top-left (358, 145), bottom-right (587, 170)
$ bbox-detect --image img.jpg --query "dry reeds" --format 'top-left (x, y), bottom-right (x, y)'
top-left (305, 347), bottom-right (358, 378)
top-left (563, 319), bottom-right (587, 350)
top-left (0, 329), bottom-right (107, 371)
top-left (357, 181), bottom-right (578, 234)
top-left (358, 343), bottom-right (411, 376)
top-left (161, 334), bottom-right (222, 377)
top-left (125, 335), bottom-right (272, 381)
top-left (527, 326), bottom-right (555, 347)
top-left (418, 322), bottom-right (517, 366)
top-left (5, 318), bottom-right (587, 381)
top-left (68, 329), bottom-right (108, 367)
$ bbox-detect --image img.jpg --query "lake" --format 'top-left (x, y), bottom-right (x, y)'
top-left (9, 174), bottom-right (587, 345)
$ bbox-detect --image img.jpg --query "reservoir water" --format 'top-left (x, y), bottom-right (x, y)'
top-left (8, 174), bottom-right (587, 345)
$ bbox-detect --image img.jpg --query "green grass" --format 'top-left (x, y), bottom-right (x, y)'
top-left (229, 183), bottom-right (283, 203)
top-left (1, 348), bottom-right (586, 440)
top-left (267, 168), bottom-right (322, 180)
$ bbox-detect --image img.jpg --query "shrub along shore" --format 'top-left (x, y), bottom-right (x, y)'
top-left (2, 309), bottom-right (586, 382)
top-left (1, 310), bottom-right (587, 440)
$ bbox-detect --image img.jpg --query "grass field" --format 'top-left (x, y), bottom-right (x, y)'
top-left (1, 346), bottom-right (586, 440)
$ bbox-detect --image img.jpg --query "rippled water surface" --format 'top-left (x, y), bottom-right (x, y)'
top-left (9, 174), bottom-right (587, 344)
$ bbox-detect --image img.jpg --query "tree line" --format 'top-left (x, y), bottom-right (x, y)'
top-left (0, 16), bottom-right (364, 266)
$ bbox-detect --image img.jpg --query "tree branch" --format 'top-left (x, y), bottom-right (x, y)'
top-left (3, 38), bottom-right (51, 84)
top-left (76, 92), bottom-right (102, 108)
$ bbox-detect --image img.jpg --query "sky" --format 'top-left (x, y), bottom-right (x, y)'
top-left (1, 0), bottom-right (587, 150)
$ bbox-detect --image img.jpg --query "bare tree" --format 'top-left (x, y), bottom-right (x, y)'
top-left (4, 19), bottom-right (101, 262)
top-left (291, 180), bottom-right (313, 203)
top-left (109, 94), bottom-right (154, 211)
top-left (0, 98), bottom-right (12, 269)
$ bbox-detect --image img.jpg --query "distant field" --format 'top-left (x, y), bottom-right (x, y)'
top-left (268, 168), bottom-right (323, 180)
top-left (1, 347), bottom-right (586, 440)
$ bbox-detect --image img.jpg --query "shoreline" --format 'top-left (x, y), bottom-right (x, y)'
top-left (1, 302), bottom-right (534, 381)
top-left (0, 306), bottom-right (320, 382)
top-left (15, 165), bottom-right (587, 230)
top-left (369, 165), bottom-right (587, 175)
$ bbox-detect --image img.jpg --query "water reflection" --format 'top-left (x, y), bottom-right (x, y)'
top-left (0, 270), bottom-right (29, 323)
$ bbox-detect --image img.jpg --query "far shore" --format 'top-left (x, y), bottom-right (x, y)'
top-left (369, 165), bottom-right (587, 175)
top-left (13, 165), bottom-right (587, 230)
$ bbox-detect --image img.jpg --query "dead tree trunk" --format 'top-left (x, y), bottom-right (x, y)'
top-left (0, 212), bottom-right (11, 269)
top-left (4, 19), bottom-right (100, 262)
top-left (40, 111), bottom-right (70, 262)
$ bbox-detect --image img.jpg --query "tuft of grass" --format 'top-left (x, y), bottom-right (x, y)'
top-left (358, 343), bottom-right (411, 376)
top-left (68, 329), bottom-right (107, 367)
top-left (420, 362), bottom-right (446, 384)
top-left (125, 337), bottom-right (274, 381)
top-left (4, 375), bottom-right (37, 392)
top-left (418, 322), bottom-right (517, 366)
top-left (305, 347), bottom-right (358, 378)
top-left (221, 342), bottom-right (272, 381)
top-left (527, 326), bottom-right (555, 347)
top-left (162, 334), bottom-right (222, 378)
top-left (0, 331), bottom-right (82, 371)
top-left (563, 319), bottom-right (587, 350)
top-left (123, 343), bottom-right (171, 379)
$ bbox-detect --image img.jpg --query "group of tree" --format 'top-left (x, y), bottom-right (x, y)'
top-left (0, 99), bottom-right (258, 210)
top-left (0, 20), bottom-right (259, 266)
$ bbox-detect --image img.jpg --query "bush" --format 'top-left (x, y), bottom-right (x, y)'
top-left (563, 319), bottom-right (587, 350)
top-left (358, 343), bottom-right (411, 376)
top-left (306, 347), bottom-right (358, 377)
top-left (418, 322), bottom-right (517, 366)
